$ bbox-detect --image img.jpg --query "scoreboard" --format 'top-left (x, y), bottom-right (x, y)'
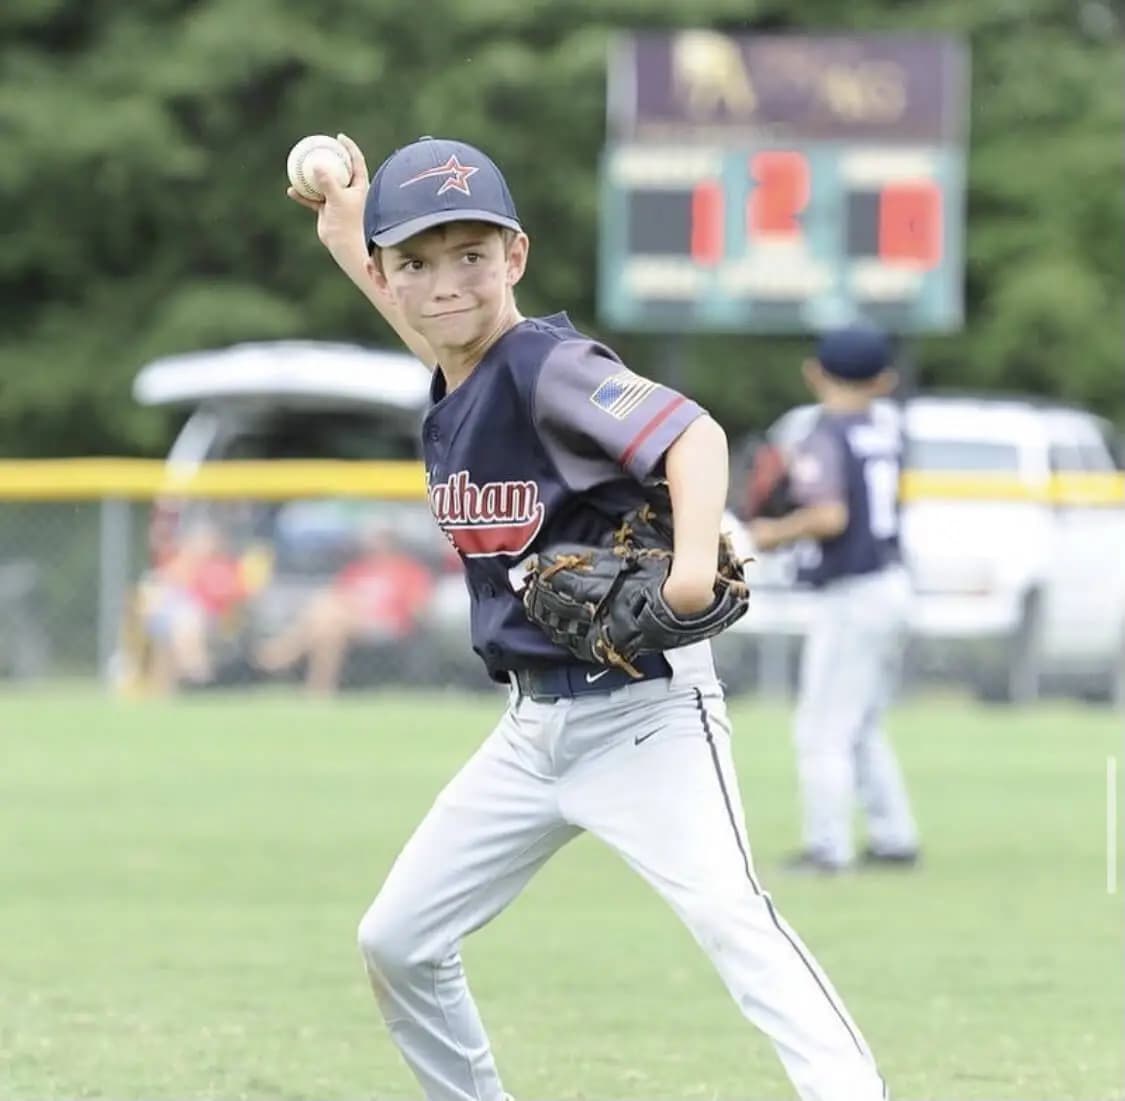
top-left (598, 141), bottom-right (964, 333)
top-left (598, 33), bottom-right (969, 334)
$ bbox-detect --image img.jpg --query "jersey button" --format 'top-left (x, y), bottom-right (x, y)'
top-left (485, 643), bottom-right (502, 658)
top-left (481, 582), bottom-right (496, 597)
top-left (426, 424), bottom-right (440, 442)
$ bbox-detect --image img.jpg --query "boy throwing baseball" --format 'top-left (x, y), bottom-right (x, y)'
top-left (288, 133), bottom-right (888, 1101)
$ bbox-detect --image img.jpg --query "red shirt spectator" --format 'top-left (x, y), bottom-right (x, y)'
top-left (336, 552), bottom-right (434, 638)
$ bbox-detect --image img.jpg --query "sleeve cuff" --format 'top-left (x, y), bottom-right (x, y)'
top-left (620, 397), bottom-right (706, 480)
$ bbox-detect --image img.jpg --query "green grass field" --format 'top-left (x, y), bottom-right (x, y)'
top-left (0, 686), bottom-right (1121, 1100)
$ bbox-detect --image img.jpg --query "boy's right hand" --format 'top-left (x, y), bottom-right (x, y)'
top-left (286, 132), bottom-right (371, 271)
top-left (285, 133), bottom-right (437, 367)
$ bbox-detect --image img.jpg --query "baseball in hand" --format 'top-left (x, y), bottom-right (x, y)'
top-left (287, 135), bottom-right (353, 201)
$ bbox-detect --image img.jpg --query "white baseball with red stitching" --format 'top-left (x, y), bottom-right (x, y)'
top-left (286, 135), bottom-right (352, 201)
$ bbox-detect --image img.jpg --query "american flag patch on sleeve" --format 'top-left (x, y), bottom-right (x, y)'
top-left (589, 370), bottom-right (659, 420)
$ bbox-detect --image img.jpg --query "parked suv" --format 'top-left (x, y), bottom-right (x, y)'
top-left (726, 394), bottom-right (1125, 705)
top-left (127, 340), bottom-right (482, 690)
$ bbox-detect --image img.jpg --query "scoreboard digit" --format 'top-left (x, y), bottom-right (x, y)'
top-left (747, 151), bottom-right (809, 239)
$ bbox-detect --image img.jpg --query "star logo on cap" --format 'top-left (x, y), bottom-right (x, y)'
top-left (400, 155), bottom-right (479, 197)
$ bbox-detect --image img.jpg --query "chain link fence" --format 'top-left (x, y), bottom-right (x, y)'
top-left (0, 500), bottom-right (112, 679)
top-left (0, 493), bottom-right (493, 695)
top-left (1, 481), bottom-right (1122, 706)
top-left (0, 490), bottom-right (802, 699)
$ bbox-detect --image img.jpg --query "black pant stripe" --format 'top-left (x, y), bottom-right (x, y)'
top-left (692, 688), bottom-right (871, 1063)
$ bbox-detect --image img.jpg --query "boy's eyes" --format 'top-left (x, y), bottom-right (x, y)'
top-left (397, 250), bottom-right (485, 272)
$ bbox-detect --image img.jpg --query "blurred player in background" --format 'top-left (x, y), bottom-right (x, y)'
top-left (749, 325), bottom-right (920, 874)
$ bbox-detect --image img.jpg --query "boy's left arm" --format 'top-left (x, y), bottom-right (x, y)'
top-left (662, 416), bottom-right (730, 616)
top-left (531, 343), bottom-right (731, 615)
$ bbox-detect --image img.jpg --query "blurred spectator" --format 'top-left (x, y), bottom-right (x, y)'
top-left (254, 525), bottom-right (435, 694)
top-left (136, 521), bottom-right (253, 695)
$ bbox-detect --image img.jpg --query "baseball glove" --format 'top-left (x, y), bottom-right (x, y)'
top-left (742, 440), bottom-right (795, 520)
top-left (520, 487), bottom-right (750, 677)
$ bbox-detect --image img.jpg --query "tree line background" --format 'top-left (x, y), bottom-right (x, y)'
top-left (1, 0), bottom-right (1122, 457)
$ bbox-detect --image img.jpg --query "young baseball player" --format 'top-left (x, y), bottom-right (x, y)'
top-left (288, 134), bottom-right (888, 1101)
top-left (748, 326), bottom-right (921, 874)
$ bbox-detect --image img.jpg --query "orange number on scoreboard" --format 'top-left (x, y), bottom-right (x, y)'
top-left (747, 151), bottom-right (809, 239)
top-left (691, 180), bottom-right (724, 265)
top-left (878, 181), bottom-right (942, 268)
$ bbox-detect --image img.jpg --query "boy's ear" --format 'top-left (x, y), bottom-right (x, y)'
top-left (366, 255), bottom-right (390, 296)
top-left (870, 368), bottom-right (899, 397)
top-left (505, 232), bottom-right (530, 287)
top-left (801, 358), bottom-right (823, 390)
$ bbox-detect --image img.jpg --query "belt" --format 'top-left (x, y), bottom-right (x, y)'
top-left (510, 653), bottom-right (671, 702)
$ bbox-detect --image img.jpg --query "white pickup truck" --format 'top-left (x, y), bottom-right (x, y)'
top-left (721, 394), bottom-right (1125, 705)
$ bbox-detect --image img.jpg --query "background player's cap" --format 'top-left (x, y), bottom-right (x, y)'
top-left (364, 137), bottom-right (522, 251)
top-left (815, 322), bottom-right (894, 380)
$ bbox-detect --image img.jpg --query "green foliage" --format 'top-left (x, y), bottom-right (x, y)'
top-left (0, 0), bottom-right (1121, 456)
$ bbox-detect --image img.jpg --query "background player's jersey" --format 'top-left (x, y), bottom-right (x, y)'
top-left (422, 312), bottom-right (704, 679)
top-left (789, 407), bottom-right (902, 588)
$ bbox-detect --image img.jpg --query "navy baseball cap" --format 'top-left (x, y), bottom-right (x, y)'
top-left (364, 137), bottom-right (522, 251)
top-left (815, 323), bottom-right (893, 381)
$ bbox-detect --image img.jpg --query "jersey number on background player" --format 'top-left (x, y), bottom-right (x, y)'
top-left (863, 458), bottom-right (899, 539)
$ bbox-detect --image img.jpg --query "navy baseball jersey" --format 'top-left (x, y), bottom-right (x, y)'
top-left (789, 407), bottom-right (903, 588)
top-left (422, 312), bottom-right (704, 679)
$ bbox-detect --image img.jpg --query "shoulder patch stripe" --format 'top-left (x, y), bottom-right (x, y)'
top-left (620, 395), bottom-right (687, 470)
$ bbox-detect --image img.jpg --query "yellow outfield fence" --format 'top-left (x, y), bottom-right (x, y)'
top-left (0, 458), bottom-right (1122, 505)
top-left (0, 459), bottom-right (427, 500)
top-left (900, 470), bottom-right (1125, 506)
